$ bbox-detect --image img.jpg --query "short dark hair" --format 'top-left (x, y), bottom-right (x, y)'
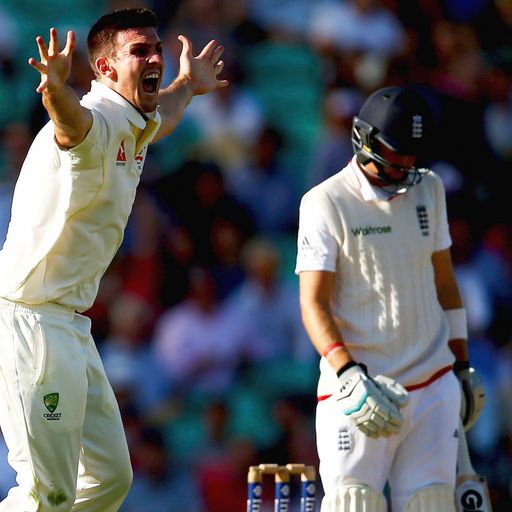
top-left (87, 8), bottom-right (158, 73)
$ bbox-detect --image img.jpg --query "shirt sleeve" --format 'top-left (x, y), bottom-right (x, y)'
top-left (295, 191), bottom-right (339, 273)
top-left (432, 173), bottom-right (452, 252)
top-left (65, 108), bottom-right (108, 165)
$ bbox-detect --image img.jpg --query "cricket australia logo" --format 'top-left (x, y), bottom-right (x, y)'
top-left (416, 205), bottom-right (429, 236)
top-left (43, 393), bottom-right (62, 421)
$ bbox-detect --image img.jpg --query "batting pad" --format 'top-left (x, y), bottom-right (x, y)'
top-left (404, 484), bottom-right (455, 512)
top-left (321, 484), bottom-right (386, 512)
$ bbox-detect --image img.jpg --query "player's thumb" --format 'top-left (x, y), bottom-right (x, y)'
top-left (177, 35), bottom-right (192, 58)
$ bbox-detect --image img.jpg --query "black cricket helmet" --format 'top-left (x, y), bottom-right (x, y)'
top-left (351, 85), bottom-right (435, 194)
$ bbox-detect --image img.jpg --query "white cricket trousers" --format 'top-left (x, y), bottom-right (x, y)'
top-left (317, 370), bottom-right (461, 512)
top-left (0, 299), bottom-right (132, 511)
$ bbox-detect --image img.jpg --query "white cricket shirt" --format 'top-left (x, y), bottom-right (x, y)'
top-left (296, 157), bottom-right (455, 390)
top-left (0, 81), bottom-right (161, 312)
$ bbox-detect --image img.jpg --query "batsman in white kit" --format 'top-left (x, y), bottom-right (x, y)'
top-left (296, 86), bottom-right (485, 512)
top-left (0, 7), bottom-right (227, 512)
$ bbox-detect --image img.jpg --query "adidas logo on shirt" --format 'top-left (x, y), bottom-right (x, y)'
top-left (299, 236), bottom-right (315, 252)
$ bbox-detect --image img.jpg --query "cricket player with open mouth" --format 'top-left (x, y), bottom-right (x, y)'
top-left (296, 85), bottom-right (485, 511)
top-left (0, 7), bottom-right (227, 511)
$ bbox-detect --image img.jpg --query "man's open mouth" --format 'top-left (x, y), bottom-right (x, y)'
top-left (142, 72), bottom-right (159, 94)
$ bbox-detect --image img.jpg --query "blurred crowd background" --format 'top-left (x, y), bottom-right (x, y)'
top-left (0, 0), bottom-right (511, 510)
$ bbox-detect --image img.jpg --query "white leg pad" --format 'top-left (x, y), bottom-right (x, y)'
top-left (404, 484), bottom-right (455, 512)
top-left (321, 484), bottom-right (387, 512)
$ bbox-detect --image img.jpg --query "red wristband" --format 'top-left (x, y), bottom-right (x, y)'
top-left (322, 342), bottom-right (344, 358)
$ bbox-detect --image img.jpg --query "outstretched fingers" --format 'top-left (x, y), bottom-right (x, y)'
top-left (202, 41), bottom-right (229, 88)
top-left (215, 63), bottom-right (229, 88)
top-left (35, 35), bottom-right (49, 63)
top-left (63, 30), bottom-right (76, 57)
top-left (31, 28), bottom-right (76, 64)
top-left (215, 59), bottom-right (226, 77)
top-left (209, 43), bottom-right (224, 64)
top-left (178, 34), bottom-right (192, 59)
top-left (28, 56), bottom-right (46, 74)
top-left (198, 39), bottom-right (219, 60)
top-left (28, 64), bottom-right (48, 93)
top-left (48, 27), bottom-right (58, 56)
top-left (28, 52), bottom-right (48, 93)
top-left (28, 28), bottom-right (76, 94)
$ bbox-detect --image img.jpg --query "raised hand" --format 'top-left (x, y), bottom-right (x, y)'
top-left (28, 28), bottom-right (76, 94)
top-left (177, 35), bottom-right (229, 96)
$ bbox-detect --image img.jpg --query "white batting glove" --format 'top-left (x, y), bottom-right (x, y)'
top-left (374, 374), bottom-right (409, 409)
top-left (336, 363), bottom-right (405, 438)
top-left (454, 361), bottom-right (485, 431)
top-left (373, 374), bottom-right (409, 436)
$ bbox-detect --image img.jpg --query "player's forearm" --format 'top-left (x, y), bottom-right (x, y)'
top-left (432, 248), bottom-right (464, 310)
top-left (42, 85), bottom-right (92, 149)
top-left (449, 338), bottom-right (469, 362)
top-left (432, 249), bottom-right (469, 361)
top-left (155, 74), bottom-right (194, 140)
top-left (300, 300), bottom-right (353, 372)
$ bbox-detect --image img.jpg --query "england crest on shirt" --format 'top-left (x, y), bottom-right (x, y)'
top-left (416, 204), bottom-right (429, 236)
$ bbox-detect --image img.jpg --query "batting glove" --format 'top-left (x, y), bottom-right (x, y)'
top-left (374, 374), bottom-right (409, 409)
top-left (373, 374), bottom-right (409, 436)
top-left (454, 361), bottom-right (485, 431)
top-left (336, 363), bottom-right (406, 438)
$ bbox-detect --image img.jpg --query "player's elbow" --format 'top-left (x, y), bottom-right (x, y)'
top-left (54, 109), bottom-right (93, 149)
top-left (102, 457), bottom-right (133, 506)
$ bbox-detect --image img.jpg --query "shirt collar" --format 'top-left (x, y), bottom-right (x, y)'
top-left (88, 81), bottom-right (154, 130)
top-left (349, 156), bottom-right (396, 202)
